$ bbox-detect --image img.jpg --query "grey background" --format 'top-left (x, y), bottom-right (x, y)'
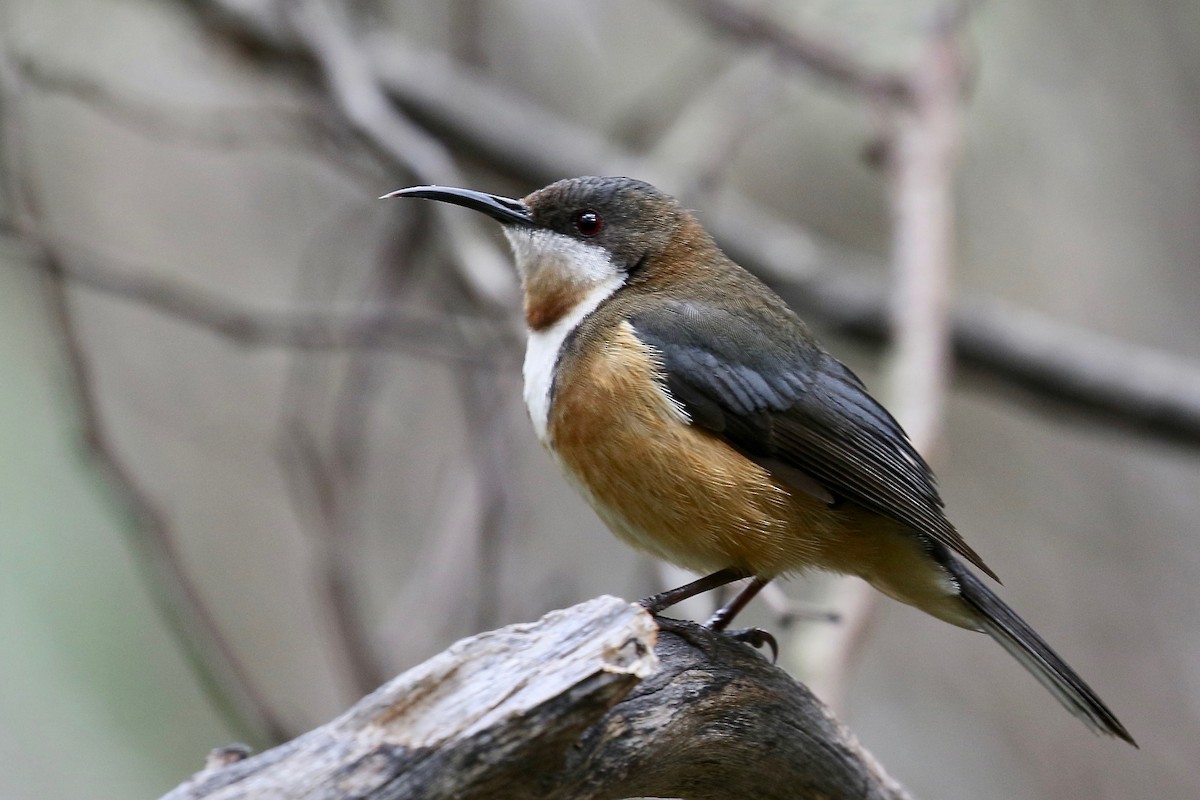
top-left (1, 1), bottom-right (1197, 798)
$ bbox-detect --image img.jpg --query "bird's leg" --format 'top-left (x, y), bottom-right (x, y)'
top-left (705, 576), bottom-right (769, 631)
top-left (705, 577), bottom-right (779, 661)
top-left (639, 567), bottom-right (747, 614)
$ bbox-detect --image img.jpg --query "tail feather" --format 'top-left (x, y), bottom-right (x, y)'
top-left (947, 559), bottom-right (1136, 746)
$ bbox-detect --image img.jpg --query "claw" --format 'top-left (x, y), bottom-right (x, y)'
top-left (722, 626), bottom-right (779, 663)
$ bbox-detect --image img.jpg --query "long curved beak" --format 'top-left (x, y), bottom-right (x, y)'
top-left (381, 185), bottom-right (532, 227)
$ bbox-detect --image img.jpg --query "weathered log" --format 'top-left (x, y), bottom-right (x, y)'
top-left (162, 596), bottom-right (909, 800)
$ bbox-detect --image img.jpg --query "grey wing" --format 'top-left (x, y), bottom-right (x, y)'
top-left (630, 301), bottom-right (998, 582)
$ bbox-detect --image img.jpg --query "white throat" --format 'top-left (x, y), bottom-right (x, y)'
top-left (502, 227), bottom-right (618, 284)
top-left (503, 228), bottom-right (626, 445)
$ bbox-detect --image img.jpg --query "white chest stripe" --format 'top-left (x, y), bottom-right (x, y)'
top-left (523, 273), bottom-right (626, 445)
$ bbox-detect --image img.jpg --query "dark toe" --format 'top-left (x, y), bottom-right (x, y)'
top-left (722, 626), bottom-right (779, 663)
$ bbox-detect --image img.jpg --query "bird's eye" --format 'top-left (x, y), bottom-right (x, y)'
top-left (573, 209), bottom-right (603, 236)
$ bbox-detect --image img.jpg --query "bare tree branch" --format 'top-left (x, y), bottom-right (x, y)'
top-left (448, 0), bottom-right (487, 69)
top-left (12, 54), bottom-right (382, 184)
top-left (277, 418), bottom-right (389, 694)
top-left (273, 207), bottom-right (443, 697)
top-left (0, 231), bottom-right (515, 365)
top-left (807, 277), bottom-right (1200, 447)
top-left (795, 8), bottom-right (968, 708)
top-left (883, 7), bottom-right (965, 448)
top-left (0, 49), bottom-right (287, 746)
top-left (161, 597), bottom-right (911, 800)
top-left (673, 55), bottom-right (790, 200)
top-left (283, 0), bottom-right (517, 311)
top-left (677, 0), bottom-right (913, 103)
top-left (453, 367), bottom-right (519, 634)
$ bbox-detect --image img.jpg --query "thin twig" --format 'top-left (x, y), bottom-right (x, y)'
top-left (278, 422), bottom-right (387, 694)
top-left (284, 0), bottom-right (517, 311)
top-left (375, 449), bottom-right (489, 660)
top-left (607, 47), bottom-right (739, 154)
top-left (453, 368), bottom-right (519, 633)
top-left (0, 231), bottom-right (514, 366)
top-left (676, 55), bottom-right (790, 200)
top-left (272, 202), bottom-right (439, 696)
top-left (12, 54), bottom-right (382, 184)
top-left (316, 207), bottom-right (443, 693)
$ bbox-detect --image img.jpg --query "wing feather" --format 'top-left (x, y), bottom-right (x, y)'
top-left (631, 301), bottom-right (998, 581)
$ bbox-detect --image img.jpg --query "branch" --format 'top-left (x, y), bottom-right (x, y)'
top-left (795, 8), bottom-right (967, 708)
top-left (805, 278), bottom-right (1200, 447)
top-left (452, 367), bottom-right (519, 634)
top-left (0, 50), bottom-right (286, 745)
top-left (12, 54), bottom-right (382, 184)
top-left (273, 210), bottom-right (443, 696)
top-left (677, 0), bottom-right (912, 103)
top-left (284, 0), bottom-right (517, 311)
top-left (0, 231), bottom-right (516, 366)
top-left (162, 597), bottom-right (910, 800)
top-left (883, 9), bottom-right (964, 450)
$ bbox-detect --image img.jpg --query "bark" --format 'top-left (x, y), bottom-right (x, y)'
top-left (162, 596), bottom-right (909, 800)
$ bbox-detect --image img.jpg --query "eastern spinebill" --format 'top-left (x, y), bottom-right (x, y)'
top-left (384, 176), bottom-right (1134, 745)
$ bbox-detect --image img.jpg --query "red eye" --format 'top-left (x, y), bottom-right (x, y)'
top-left (573, 209), bottom-right (603, 236)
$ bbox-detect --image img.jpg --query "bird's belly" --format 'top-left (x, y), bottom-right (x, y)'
top-left (545, 322), bottom-right (843, 577)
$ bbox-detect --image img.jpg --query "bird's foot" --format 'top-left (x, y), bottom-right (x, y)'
top-left (718, 626), bottom-right (779, 663)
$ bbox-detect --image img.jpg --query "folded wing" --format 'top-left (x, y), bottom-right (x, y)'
top-left (631, 299), bottom-right (998, 582)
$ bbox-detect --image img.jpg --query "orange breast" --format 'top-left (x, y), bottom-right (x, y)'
top-left (548, 322), bottom-right (841, 577)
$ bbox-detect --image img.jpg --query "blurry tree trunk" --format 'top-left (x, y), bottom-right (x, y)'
top-left (162, 596), bottom-right (910, 800)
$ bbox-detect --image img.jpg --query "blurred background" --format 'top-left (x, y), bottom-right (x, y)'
top-left (2, 1), bottom-right (1199, 798)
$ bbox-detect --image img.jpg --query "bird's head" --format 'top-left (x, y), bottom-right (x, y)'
top-left (384, 176), bottom-right (701, 330)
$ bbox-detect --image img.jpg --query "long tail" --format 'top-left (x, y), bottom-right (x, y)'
top-left (946, 558), bottom-right (1136, 746)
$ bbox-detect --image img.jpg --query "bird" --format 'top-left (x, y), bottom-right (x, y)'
top-left (384, 175), bottom-right (1134, 745)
